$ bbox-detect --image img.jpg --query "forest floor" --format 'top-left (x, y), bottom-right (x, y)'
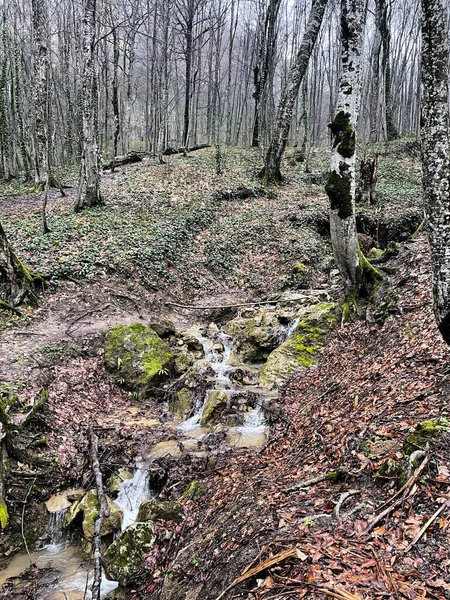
top-left (1, 140), bottom-right (445, 600)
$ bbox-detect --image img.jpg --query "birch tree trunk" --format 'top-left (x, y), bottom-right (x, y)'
top-left (75, 0), bottom-right (102, 212)
top-left (325, 0), bottom-right (375, 292)
top-left (421, 0), bottom-right (450, 343)
top-left (31, 0), bottom-right (50, 192)
top-left (260, 0), bottom-right (328, 183)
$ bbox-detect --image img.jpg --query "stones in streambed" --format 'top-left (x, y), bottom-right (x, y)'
top-left (103, 522), bottom-right (156, 586)
top-left (200, 391), bottom-right (228, 426)
top-left (107, 469), bottom-right (133, 496)
top-left (104, 323), bottom-right (175, 396)
top-left (259, 303), bottom-right (336, 389)
top-left (137, 500), bottom-right (183, 523)
top-left (64, 489), bottom-right (123, 539)
top-left (45, 493), bottom-right (72, 513)
top-left (224, 308), bottom-right (282, 362)
top-left (171, 360), bottom-right (216, 418)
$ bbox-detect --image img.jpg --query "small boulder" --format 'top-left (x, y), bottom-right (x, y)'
top-left (200, 391), bottom-right (228, 426)
top-left (103, 522), bottom-right (156, 585)
top-left (107, 469), bottom-right (133, 495)
top-left (259, 303), bottom-right (335, 389)
top-left (45, 493), bottom-right (72, 514)
top-left (148, 317), bottom-right (176, 338)
top-left (172, 388), bottom-right (195, 419)
top-left (104, 323), bottom-right (175, 397)
top-left (64, 490), bottom-right (123, 539)
top-left (225, 309), bottom-right (281, 363)
top-left (137, 500), bottom-right (183, 523)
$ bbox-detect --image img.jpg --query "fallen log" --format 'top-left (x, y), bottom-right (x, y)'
top-left (211, 186), bottom-right (265, 201)
top-left (102, 152), bottom-right (143, 170)
top-left (162, 143), bottom-right (211, 156)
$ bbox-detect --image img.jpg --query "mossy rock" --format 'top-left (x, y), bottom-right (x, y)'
top-left (174, 350), bottom-right (194, 375)
top-left (103, 521), bottom-right (156, 586)
top-left (200, 391), bottom-right (228, 426)
top-left (376, 458), bottom-right (404, 480)
top-left (148, 317), bottom-right (176, 338)
top-left (224, 309), bottom-right (281, 363)
top-left (137, 500), bottom-right (183, 523)
top-left (104, 323), bottom-right (175, 396)
top-left (180, 481), bottom-right (204, 501)
top-left (107, 469), bottom-right (133, 495)
top-left (173, 388), bottom-right (195, 418)
top-left (404, 418), bottom-right (450, 456)
top-left (64, 489), bottom-right (123, 539)
top-left (259, 302), bottom-right (336, 389)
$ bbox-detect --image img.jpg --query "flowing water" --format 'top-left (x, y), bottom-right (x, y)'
top-left (0, 317), bottom-right (301, 597)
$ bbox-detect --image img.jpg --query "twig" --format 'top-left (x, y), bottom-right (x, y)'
top-left (365, 453), bottom-right (429, 534)
top-left (332, 490), bottom-right (361, 522)
top-left (21, 479), bottom-right (36, 565)
top-left (215, 547), bottom-right (308, 600)
top-left (66, 304), bottom-right (110, 333)
top-left (165, 295), bottom-right (323, 311)
top-left (404, 499), bottom-right (450, 552)
top-left (406, 450), bottom-right (426, 479)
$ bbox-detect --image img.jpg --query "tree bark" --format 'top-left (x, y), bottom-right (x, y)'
top-left (0, 221), bottom-right (37, 307)
top-left (325, 0), bottom-right (365, 290)
top-left (260, 0), bottom-right (329, 183)
top-left (421, 0), bottom-right (450, 343)
top-left (75, 0), bottom-right (103, 212)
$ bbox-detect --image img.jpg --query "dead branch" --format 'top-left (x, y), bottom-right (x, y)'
top-left (332, 490), bottom-right (361, 522)
top-left (404, 499), bottom-right (450, 552)
top-left (365, 453), bottom-right (429, 534)
top-left (88, 428), bottom-right (109, 600)
top-left (215, 547), bottom-right (308, 600)
top-left (21, 479), bottom-right (36, 564)
top-left (165, 295), bottom-right (319, 311)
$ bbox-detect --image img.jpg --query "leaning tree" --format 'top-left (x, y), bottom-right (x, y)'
top-left (325, 0), bottom-right (381, 309)
top-left (260, 0), bottom-right (329, 183)
top-left (421, 0), bottom-right (450, 343)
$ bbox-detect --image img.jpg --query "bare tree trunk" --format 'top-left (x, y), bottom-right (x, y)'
top-left (421, 0), bottom-right (450, 343)
top-left (325, 0), bottom-right (379, 294)
top-left (380, 0), bottom-right (399, 141)
top-left (75, 0), bottom-right (102, 212)
top-left (260, 0), bottom-right (328, 183)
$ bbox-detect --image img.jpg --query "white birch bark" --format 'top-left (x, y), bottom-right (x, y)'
top-left (325, 0), bottom-right (365, 290)
top-left (75, 0), bottom-right (102, 211)
top-left (421, 0), bottom-right (450, 343)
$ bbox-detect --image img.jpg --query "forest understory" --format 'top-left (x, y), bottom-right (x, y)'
top-left (1, 143), bottom-right (448, 600)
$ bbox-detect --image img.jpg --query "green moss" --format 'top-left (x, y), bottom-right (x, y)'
top-left (200, 391), bottom-right (228, 426)
top-left (104, 323), bottom-right (174, 396)
top-left (325, 470), bottom-right (345, 483)
top-left (325, 164), bottom-right (353, 219)
top-left (181, 481), bottom-right (204, 501)
top-left (137, 500), bottom-right (183, 523)
top-left (173, 388), bottom-right (194, 418)
top-left (0, 500), bottom-right (8, 528)
top-left (376, 459), bottom-right (404, 480)
top-left (293, 262), bottom-right (308, 274)
top-left (328, 111), bottom-right (355, 159)
top-left (404, 418), bottom-right (450, 455)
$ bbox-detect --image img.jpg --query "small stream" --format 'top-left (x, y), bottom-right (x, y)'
top-left (0, 319), bottom-right (298, 598)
